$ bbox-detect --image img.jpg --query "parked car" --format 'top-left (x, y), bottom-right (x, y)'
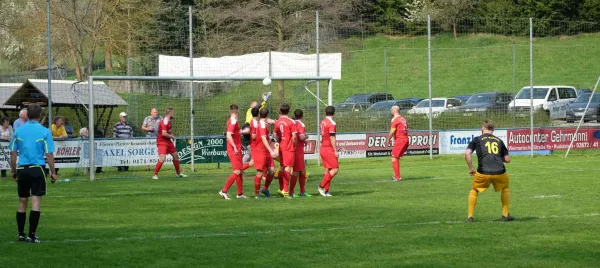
top-left (566, 92), bottom-right (600, 123)
top-left (448, 92), bottom-right (513, 115)
top-left (509, 86), bottom-right (577, 120)
top-left (453, 95), bottom-right (472, 105)
top-left (400, 97), bottom-right (424, 106)
top-left (334, 102), bottom-right (370, 113)
top-left (408, 98), bottom-right (462, 117)
top-left (343, 93), bottom-right (394, 105)
top-left (577, 88), bottom-right (592, 96)
top-left (362, 100), bottom-right (414, 121)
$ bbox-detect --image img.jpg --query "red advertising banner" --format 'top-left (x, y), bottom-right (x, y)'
top-left (507, 128), bottom-right (600, 151)
top-left (365, 131), bottom-right (439, 157)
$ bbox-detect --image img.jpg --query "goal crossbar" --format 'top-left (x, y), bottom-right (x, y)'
top-left (86, 75), bottom-right (334, 181)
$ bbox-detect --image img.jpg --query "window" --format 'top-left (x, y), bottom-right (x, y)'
top-left (558, 88), bottom-right (577, 99)
top-left (548, 89), bottom-right (558, 101)
top-left (448, 99), bottom-right (462, 107)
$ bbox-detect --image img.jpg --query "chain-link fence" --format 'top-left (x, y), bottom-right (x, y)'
top-left (1, 5), bottom-right (600, 179)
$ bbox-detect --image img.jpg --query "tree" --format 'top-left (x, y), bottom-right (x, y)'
top-left (417, 0), bottom-right (477, 39)
top-left (199, 0), bottom-right (364, 104)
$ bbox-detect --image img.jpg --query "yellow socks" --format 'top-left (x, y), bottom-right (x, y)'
top-left (501, 188), bottom-right (510, 217)
top-left (468, 190), bottom-right (478, 218)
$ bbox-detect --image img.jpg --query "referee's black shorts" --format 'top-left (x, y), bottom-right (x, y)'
top-left (17, 165), bottom-right (47, 198)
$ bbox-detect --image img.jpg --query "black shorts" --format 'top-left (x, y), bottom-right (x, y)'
top-left (17, 165), bottom-right (47, 198)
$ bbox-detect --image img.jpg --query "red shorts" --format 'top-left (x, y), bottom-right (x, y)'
top-left (293, 152), bottom-right (305, 172)
top-left (320, 147), bottom-right (339, 169)
top-left (158, 143), bottom-right (176, 155)
top-left (227, 149), bottom-right (243, 170)
top-left (253, 153), bottom-right (274, 171)
top-left (392, 140), bottom-right (409, 158)
top-left (280, 150), bottom-right (295, 167)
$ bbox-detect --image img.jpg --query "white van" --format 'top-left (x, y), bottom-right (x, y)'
top-left (509, 86), bottom-right (577, 119)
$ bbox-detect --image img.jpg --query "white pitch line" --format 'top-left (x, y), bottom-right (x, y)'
top-left (4, 212), bottom-right (598, 245)
top-left (531, 195), bottom-right (562, 199)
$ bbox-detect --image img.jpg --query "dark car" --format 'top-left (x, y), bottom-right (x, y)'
top-left (400, 97), bottom-right (424, 106)
top-left (566, 93), bottom-right (600, 123)
top-left (343, 93), bottom-right (394, 105)
top-left (362, 100), bottom-right (414, 121)
top-left (449, 92), bottom-right (513, 115)
top-left (334, 102), bottom-right (370, 113)
top-left (453, 95), bottom-right (472, 105)
top-left (577, 89), bottom-right (592, 97)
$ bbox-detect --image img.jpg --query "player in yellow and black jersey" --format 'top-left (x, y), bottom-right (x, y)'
top-left (465, 120), bottom-right (514, 222)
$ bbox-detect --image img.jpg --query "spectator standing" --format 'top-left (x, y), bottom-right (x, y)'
top-left (141, 108), bottom-right (162, 171)
top-left (64, 118), bottom-right (74, 138)
top-left (0, 117), bottom-right (14, 178)
top-left (113, 112), bottom-right (133, 171)
top-left (13, 109), bottom-right (28, 130)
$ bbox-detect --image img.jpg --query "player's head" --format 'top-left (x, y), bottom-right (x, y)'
top-left (391, 105), bottom-right (400, 116)
top-left (251, 107), bottom-right (260, 118)
top-left (279, 103), bottom-right (290, 115)
top-left (250, 101), bottom-right (258, 108)
top-left (27, 104), bottom-right (42, 120)
top-left (165, 107), bottom-right (173, 117)
top-left (325, 106), bottom-right (335, 116)
top-left (151, 108), bottom-right (158, 117)
top-left (294, 109), bottom-right (304, 120)
top-left (482, 120), bottom-right (494, 134)
top-left (259, 108), bottom-right (270, 119)
top-left (229, 104), bottom-right (239, 117)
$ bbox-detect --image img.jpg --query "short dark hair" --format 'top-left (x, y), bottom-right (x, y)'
top-left (325, 106), bottom-right (335, 116)
top-left (53, 116), bottom-right (64, 124)
top-left (259, 108), bottom-right (270, 119)
top-left (27, 104), bottom-right (42, 120)
top-left (483, 120), bottom-right (494, 131)
top-left (294, 109), bottom-right (303, 120)
top-left (1, 117), bottom-right (10, 125)
top-left (279, 103), bottom-right (290, 115)
top-left (251, 107), bottom-right (260, 117)
top-left (230, 104), bottom-right (239, 110)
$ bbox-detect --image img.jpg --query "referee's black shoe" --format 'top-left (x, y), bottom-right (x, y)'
top-left (26, 236), bottom-right (41, 243)
top-left (17, 234), bottom-right (26, 242)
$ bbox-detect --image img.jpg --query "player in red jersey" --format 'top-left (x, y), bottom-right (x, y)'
top-left (152, 108), bottom-right (187, 179)
top-left (219, 104), bottom-right (250, 200)
top-left (386, 105), bottom-right (409, 181)
top-left (273, 103), bottom-right (297, 198)
top-left (317, 106), bottom-right (339, 197)
top-left (252, 108), bottom-right (278, 199)
top-left (291, 109), bottom-right (310, 197)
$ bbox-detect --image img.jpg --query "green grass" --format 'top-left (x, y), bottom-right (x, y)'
top-left (1, 154), bottom-right (599, 267)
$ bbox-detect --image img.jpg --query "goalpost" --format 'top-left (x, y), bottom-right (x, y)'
top-left (564, 75), bottom-right (600, 158)
top-left (86, 75), bottom-right (333, 181)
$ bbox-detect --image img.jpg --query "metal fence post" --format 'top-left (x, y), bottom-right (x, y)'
top-left (88, 76), bottom-right (95, 181)
top-left (529, 17), bottom-right (534, 158)
top-left (316, 10), bottom-right (321, 167)
top-left (427, 15), bottom-right (433, 160)
top-left (189, 5), bottom-right (195, 172)
top-left (46, 0), bottom-right (52, 124)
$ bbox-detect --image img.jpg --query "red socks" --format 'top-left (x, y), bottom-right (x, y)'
top-left (222, 173), bottom-right (238, 193)
top-left (289, 173), bottom-right (298, 195)
top-left (154, 161), bottom-right (164, 175)
top-left (173, 160), bottom-right (181, 174)
top-left (264, 173), bottom-right (274, 190)
top-left (320, 172), bottom-right (332, 191)
top-left (299, 173), bottom-right (306, 193)
top-left (242, 162), bottom-right (251, 171)
top-left (254, 176), bottom-right (262, 195)
top-left (278, 172), bottom-right (284, 191)
top-left (392, 160), bottom-right (400, 179)
top-left (282, 170), bottom-right (291, 192)
top-left (235, 174), bottom-right (243, 195)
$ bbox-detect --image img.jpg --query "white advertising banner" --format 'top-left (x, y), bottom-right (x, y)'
top-left (439, 130), bottom-right (508, 154)
top-left (303, 134), bottom-right (367, 160)
top-left (159, 52), bottom-right (342, 80)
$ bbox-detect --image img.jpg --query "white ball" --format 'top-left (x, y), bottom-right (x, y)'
top-left (262, 77), bottom-right (272, 86)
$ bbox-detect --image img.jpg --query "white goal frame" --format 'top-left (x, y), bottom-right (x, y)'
top-left (564, 75), bottom-right (600, 158)
top-left (87, 75), bottom-right (333, 181)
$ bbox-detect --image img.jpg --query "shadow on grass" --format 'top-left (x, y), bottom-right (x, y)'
top-left (404, 176), bottom-right (436, 181)
top-left (490, 216), bottom-right (540, 222)
top-left (333, 190), bottom-right (373, 197)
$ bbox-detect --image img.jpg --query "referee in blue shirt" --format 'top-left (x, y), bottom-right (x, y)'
top-left (9, 104), bottom-right (57, 243)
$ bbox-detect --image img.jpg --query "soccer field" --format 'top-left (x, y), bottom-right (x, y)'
top-left (0, 154), bottom-right (599, 267)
